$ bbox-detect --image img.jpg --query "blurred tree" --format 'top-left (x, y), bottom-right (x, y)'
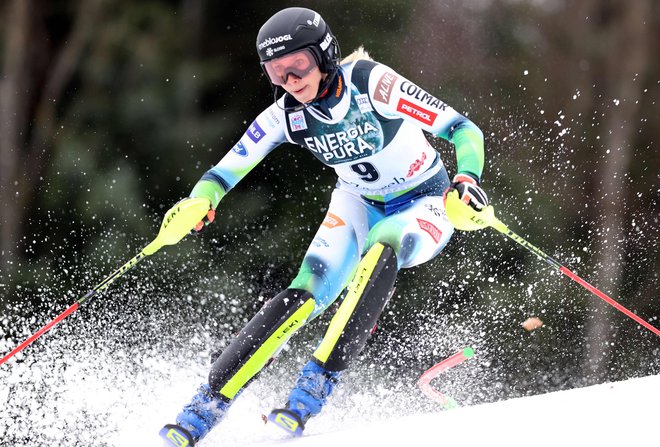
top-left (400, 0), bottom-right (659, 386)
top-left (573, 0), bottom-right (654, 379)
top-left (0, 0), bottom-right (657, 396)
top-left (0, 0), bottom-right (104, 278)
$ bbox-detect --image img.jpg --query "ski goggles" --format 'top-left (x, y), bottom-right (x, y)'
top-left (262, 48), bottom-right (319, 86)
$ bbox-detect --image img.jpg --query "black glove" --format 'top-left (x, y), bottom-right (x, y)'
top-left (448, 174), bottom-right (489, 211)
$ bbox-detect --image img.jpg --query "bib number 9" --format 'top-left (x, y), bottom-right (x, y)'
top-left (350, 162), bottom-right (380, 183)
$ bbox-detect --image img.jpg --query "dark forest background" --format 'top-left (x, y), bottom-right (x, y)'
top-left (1, 0), bottom-right (658, 397)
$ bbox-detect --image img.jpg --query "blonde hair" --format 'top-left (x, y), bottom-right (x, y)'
top-left (341, 46), bottom-right (373, 64)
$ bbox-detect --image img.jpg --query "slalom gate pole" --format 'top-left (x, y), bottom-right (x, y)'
top-left (418, 347), bottom-right (474, 408)
top-left (0, 197), bottom-right (211, 367)
top-left (444, 190), bottom-right (660, 338)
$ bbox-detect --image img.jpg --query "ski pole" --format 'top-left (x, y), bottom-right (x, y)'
top-left (445, 190), bottom-right (660, 337)
top-left (0, 197), bottom-right (211, 366)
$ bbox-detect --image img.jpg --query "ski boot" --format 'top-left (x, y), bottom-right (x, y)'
top-left (160, 383), bottom-right (231, 446)
top-left (268, 360), bottom-right (341, 436)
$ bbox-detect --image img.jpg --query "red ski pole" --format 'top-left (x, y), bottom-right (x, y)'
top-left (445, 190), bottom-right (660, 337)
top-left (492, 221), bottom-right (660, 337)
top-left (0, 254), bottom-right (146, 366)
top-left (0, 197), bottom-right (211, 366)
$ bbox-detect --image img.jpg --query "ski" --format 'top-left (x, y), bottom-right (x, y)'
top-left (159, 424), bottom-right (196, 447)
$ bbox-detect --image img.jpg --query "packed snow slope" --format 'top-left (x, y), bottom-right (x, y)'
top-left (251, 374), bottom-right (658, 447)
top-left (2, 252), bottom-right (658, 447)
top-left (1, 319), bottom-right (657, 446)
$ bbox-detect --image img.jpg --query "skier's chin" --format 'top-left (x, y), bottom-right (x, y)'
top-left (289, 85), bottom-right (317, 104)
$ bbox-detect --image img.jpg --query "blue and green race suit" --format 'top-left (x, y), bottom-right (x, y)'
top-left (192, 58), bottom-right (484, 319)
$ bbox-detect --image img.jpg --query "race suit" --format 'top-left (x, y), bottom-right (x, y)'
top-left (193, 58), bottom-right (484, 320)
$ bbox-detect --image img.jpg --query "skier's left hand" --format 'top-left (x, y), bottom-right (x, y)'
top-left (447, 174), bottom-right (489, 211)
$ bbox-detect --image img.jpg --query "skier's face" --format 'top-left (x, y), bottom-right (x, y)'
top-left (281, 66), bottom-right (325, 104)
top-left (263, 49), bottom-right (326, 103)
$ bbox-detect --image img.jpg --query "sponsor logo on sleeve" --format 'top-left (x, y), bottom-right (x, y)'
top-left (374, 71), bottom-right (398, 104)
top-left (232, 141), bottom-right (248, 157)
top-left (355, 94), bottom-right (373, 113)
top-left (417, 218), bottom-right (442, 243)
top-left (399, 81), bottom-right (448, 111)
top-left (248, 121), bottom-right (266, 143)
top-left (265, 108), bottom-right (281, 128)
top-left (289, 111), bottom-right (308, 131)
top-left (322, 212), bottom-right (346, 229)
top-left (397, 98), bottom-right (438, 126)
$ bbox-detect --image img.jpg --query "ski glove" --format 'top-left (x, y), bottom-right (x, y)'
top-left (164, 197), bottom-right (215, 235)
top-left (193, 206), bottom-right (215, 232)
top-left (448, 174), bottom-right (489, 211)
top-left (188, 179), bottom-right (225, 233)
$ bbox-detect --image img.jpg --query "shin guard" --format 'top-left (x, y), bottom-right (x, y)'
top-left (209, 288), bottom-right (315, 400)
top-left (313, 243), bottom-right (397, 371)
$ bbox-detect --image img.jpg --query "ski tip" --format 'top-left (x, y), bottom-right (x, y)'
top-left (267, 408), bottom-right (305, 437)
top-left (463, 346), bottom-right (475, 358)
top-left (159, 423), bottom-right (196, 447)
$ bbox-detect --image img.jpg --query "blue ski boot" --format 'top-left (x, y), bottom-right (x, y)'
top-left (268, 361), bottom-right (341, 436)
top-left (160, 383), bottom-right (230, 446)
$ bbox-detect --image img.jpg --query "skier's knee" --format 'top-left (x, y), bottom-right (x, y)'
top-left (290, 255), bottom-right (347, 316)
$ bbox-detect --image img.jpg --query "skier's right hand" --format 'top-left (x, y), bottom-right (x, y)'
top-left (192, 205), bottom-right (216, 233)
top-left (163, 197), bottom-right (215, 235)
top-left (188, 179), bottom-right (226, 233)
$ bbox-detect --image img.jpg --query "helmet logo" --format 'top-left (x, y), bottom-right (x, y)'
top-left (266, 48), bottom-right (274, 57)
top-left (258, 34), bottom-right (292, 50)
top-left (319, 33), bottom-right (333, 51)
top-left (307, 13), bottom-right (321, 27)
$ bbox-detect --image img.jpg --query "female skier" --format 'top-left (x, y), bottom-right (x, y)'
top-left (160, 7), bottom-right (488, 446)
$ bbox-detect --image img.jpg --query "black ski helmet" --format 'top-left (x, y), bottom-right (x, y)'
top-left (256, 8), bottom-right (340, 89)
